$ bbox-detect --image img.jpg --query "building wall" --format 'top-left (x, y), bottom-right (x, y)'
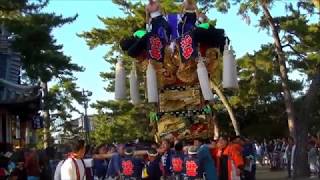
top-left (0, 109), bottom-right (11, 143)
top-left (72, 115), bottom-right (95, 132)
top-left (0, 108), bottom-right (35, 151)
top-left (0, 111), bottom-right (3, 143)
top-left (0, 108), bottom-right (11, 152)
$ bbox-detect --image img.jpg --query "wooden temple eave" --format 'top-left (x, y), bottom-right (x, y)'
top-left (0, 78), bottom-right (41, 110)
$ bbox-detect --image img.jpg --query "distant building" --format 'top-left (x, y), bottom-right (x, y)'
top-left (77, 115), bottom-right (95, 132)
top-left (61, 115), bottom-right (95, 132)
top-left (0, 25), bottom-right (41, 152)
top-left (53, 115), bottom-right (95, 144)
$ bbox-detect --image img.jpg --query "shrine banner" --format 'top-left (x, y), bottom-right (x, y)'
top-left (147, 34), bottom-right (165, 62)
top-left (178, 32), bottom-right (198, 63)
top-left (32, 114), bottom-right (44, 129)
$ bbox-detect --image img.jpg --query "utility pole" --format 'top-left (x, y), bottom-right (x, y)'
top-left (82, 89), bottom-right (92, 144)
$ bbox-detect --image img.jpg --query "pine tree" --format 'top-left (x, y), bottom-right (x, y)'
top-left (1, 0), bottom-right (84, 148)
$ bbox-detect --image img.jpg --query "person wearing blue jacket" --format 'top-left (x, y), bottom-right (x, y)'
top-left (121, 147), bottom-right (144, 180)
top-left (184, 146), bottom-right (203, 180)
top-left (194, 139), bottom-right (218, 180)
top-left (160, 139), bottom-right (174, 178)
top-left (242, 138), bottom-right (256, 180)
top-left (94, 145), bottom-right (108, 180)
top-left (145, 148), bottom-right (162, 180)
top-left (171, 141), bottom-right (186, 180)
top-left (106, 144), bottom-right (125, 179)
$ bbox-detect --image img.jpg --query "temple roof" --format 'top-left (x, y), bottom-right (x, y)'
top-left (0, 25), bottom-right (41, 108)
top-left (0, 78), bottom-right (41, 105)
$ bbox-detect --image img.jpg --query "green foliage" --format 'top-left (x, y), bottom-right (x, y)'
top-left (35, 129), bottom-right (54, 149)
top-left (277, 9), bottom-right (320, 77)
top-left (91, 101), bottom-right (154, 144)
top-left (206, 0), bottom-right (319, 137)
top-left (0, 0), bottom-right (49, 21)
top-left (210, 44), bottom-right (292, 136)
top-left (47, 78), bottom-right (85, 120)
top-left (7, 13), bottom-right (82, 82)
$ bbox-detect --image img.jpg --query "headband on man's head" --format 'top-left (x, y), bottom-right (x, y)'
top-left (188, 146), bottom-right (198, 155)
top-left (124, 147), bottom-right (134, 155)
top-left (147, 149), bottom-right (159, 157)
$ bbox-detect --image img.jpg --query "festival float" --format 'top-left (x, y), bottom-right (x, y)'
top-left (115, 3), bottom-right (238, 141)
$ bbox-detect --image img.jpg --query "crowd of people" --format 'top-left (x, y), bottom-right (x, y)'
top-left (0, 147), bottom-right (54, 180)
top-left (0, 136), bottom-right (247, 180)
top-left (89, 136), bottom-right (258, 180)
top-left (254, 136), bottom-right (320, 177)
top-left (1, 135), bottom-right (319, 180)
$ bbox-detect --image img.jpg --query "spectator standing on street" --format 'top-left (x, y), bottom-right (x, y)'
top-left (284, 137), bottom-right (295, 178)
top-left (308, 141), bottom-right (319, 175)
top-left (266, 141), bottom-right (274, 167)
top-left (255, 142), bottom-right (263, 166)
top-left (280, 138), bottom-right (287, 168)
top-left (242, 138), bottom-right (256, 180)
top-left (25, 149), bottom-right (41, 180)
top-left (10, 160), bottom-right (27, 180)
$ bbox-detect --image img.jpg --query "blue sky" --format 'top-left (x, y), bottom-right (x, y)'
top-left (43, 0), bottom-right (285, 116)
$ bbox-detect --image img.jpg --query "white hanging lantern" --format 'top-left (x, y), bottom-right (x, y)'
top-left (115, 58), bottom-right (126, 100)
top-left (129, 63), bottom-right (140, 104)
top-left (16, 116), bottom-right (20, 139)
top-left (25, 122), bottom-right (30, 144)
top-left (197, 58), bottom-right (214, 101)
top-left (146, 61), bottom-right (158, 103)
top-left (223, 40), bottom-right (239, 89)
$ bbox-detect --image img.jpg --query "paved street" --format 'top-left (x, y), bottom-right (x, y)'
top-left (257, 166), bottom-right (287, 180)
top-left (256, 166), bottom-right (318, 180)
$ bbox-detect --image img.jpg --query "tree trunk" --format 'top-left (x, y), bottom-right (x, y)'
top-left (261, 4), bottom-right (297, 137)
top-left (295, 72), bottom-right (320, 177)
top-left (211, 81), bottom-right (241, 136)
top-left (261, 3), bottom-right (309, 178)
top-left (41, 81), bottom-right (51, 148)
